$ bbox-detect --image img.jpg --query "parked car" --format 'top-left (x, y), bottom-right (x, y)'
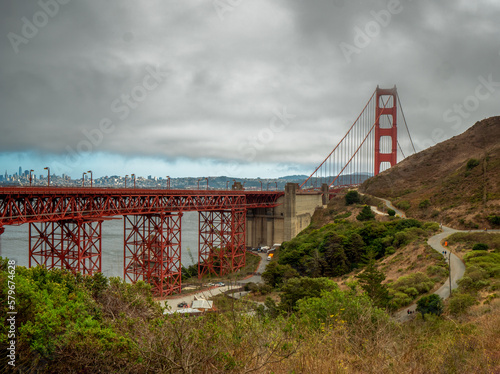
top-left (177, 301), bottom-right (187, 308)
top-left (216, 282), bottom-right (225, 287)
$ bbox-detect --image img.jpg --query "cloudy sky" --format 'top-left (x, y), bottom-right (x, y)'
top-left (1, 0), bottom-right (499, 179)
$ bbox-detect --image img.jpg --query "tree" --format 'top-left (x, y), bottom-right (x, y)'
top-left (387, 209), bottom-right (396, 217)
top-left (279, 277), bottom-right (337, 313)
top-left (345, 190), bottom-right (361, 205)
top-left (356, 205), bottom-right (375, 221)
top-left (355, 260), bottom-right (391, 308)
top-left (416, 294), bottom-right (444, 320)
top-left (321, 232), bottom-right (350, 276)
top-left (262, 262), bottom-right (299, 288)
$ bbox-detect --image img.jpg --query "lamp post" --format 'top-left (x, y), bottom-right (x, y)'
top-left (205, 177), bottom-right (209, 190)
top-left (267, 182), bottom-right (271, 191)
top-left (259, 181), bottom-right (262, 191)
top-left (29, 169), bottom-right (34, 187)
top-left (131, 174), bottom-right (136, 189)
top-left (124, 175), bottom-right (128, 188)
top-left (87, 170), bottom-right (93, 188)
top-left (44, 167), bottom-right (50, 186)
top-left (448, 251), bottom-right (452, 296)
top-left (82, 172), bottom-right (87, 187)
top-left (275, 182), bottom-right (278, 190)
top-left (226, 180), bottom-right (230, 190)
top-left (166, 176), bottom-right (171, 189)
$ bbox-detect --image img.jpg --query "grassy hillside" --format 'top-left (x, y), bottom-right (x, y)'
top-left (361, 116), bottom-right (500, 229)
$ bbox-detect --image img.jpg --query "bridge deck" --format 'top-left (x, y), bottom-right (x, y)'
top-left (0, 187), bottom-right (284, 226)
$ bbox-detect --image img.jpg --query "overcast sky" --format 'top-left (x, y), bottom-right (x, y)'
top-left (1, 0), bottom-right (499, 179)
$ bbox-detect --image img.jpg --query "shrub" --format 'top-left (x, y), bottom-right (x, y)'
top-left (356, 205), bottom-right (375, 221)
top-left (345, 190), bottom-right (361, 205)
top-left (472, 243), bottom-right (489, 251)
top-left (466, 158), bottom-right (480, 170)
top-left (417, 294), bottom-right (444, 318)
top-left (395, 200), bottom-right (411, 211)
top-left (447, 293), bottom-right (477, 316)
top-left (423, 222), bottom-right (440, 232)
top-left (487, 215), bottom-right (500, 226)
top-left (387, 209), bottom-right (396, 217)
top-left (419, 199), bottom-right (431, 209)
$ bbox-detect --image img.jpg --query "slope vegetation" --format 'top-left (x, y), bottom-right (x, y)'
top-left (361, 116), bottom-right (500, 229)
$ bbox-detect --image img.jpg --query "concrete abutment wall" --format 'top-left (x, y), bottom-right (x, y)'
top-left (246, 183), bottom-right (327, 248)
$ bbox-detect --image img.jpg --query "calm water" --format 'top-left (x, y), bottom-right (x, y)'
top-left (0, 211), bottom-right (199, 278)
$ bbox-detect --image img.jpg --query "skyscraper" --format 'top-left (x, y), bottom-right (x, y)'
top-left (19, 166), bottom-right (22, 176)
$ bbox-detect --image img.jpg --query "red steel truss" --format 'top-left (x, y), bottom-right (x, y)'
top-left (0, 188), bottom-right (282, 296)
top-left (198, 209), bottom-right (246, 278)
top-left (29, 219), bottom-right (102, 275)
top-left (123, 213), bottom-right (182, 297)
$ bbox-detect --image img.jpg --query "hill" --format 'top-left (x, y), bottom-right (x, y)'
top-left (360, 116), bottom-right (500, 229)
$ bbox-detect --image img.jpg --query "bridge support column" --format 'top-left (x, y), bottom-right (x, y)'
top-left (198, 209), bottom-right (246, 278)
top-left (124, 213), bottom-right (182, 297)
top-left (29, 220), bottom-right (102, 275)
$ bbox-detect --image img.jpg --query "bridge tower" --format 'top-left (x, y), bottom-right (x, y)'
top-left (374, 86), bottom-right (398, 175)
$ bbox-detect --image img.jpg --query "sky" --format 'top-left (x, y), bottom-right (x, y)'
top-left (1, 0), bottom-right (499, 179)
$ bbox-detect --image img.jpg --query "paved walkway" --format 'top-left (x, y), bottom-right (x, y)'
top-left (160, 253), bottom-right (269, 312)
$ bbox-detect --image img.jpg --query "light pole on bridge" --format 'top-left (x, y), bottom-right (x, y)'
top-left (44, 167), bottom-right (50, 187)
top-left (131, 174), bottom-right (136, 189)
top-left (82, 172), bottom-right (87, 187)
top-left (124, 175), bottom-right (128, 188)
top-left (29, 169), bottom-right (34, 187)
top-left (259, 181), bottom-right (262, 191)
top-left (87, 170), bottom-right (93, 188)
top-left (166, 176), bottom-right (170, 189)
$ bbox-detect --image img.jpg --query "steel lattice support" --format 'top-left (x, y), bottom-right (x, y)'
top-left (123, 213), bottom-right (182, 297)
top-left (374, 86), bottom-right (398, 175)
top-left (29, 220), bottom-right (102, 275)
top-left (198, 209), bottom-right (246, 278)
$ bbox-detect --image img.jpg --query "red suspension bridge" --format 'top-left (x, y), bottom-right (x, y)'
top-left (0, 86), bottom-right (414, 296)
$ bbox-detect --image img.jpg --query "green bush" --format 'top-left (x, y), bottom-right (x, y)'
top-left (345, 190), bottom-right (361, 205)
top-left (417, 294), bottom-right (444, 318)
top-left (472, 243), bottom-right (489, 251)
top-left (426, 265), bottom-right (447, 278)
top-left (466, 158), bottom-right (480, 170)
top-left (387, 209), bottom-right (396, 217)
top-left (447, 293), bottom-right (477, 316)
top-left (356, 205), bottom-right (375, 221)
top-left (388, 291), bottom-right (412, 310)
top-left (423, 222), bottom-right (440, 232)
top-left (487, 215), bottom-right (500, 226)
top-left (395, 200), bottom-right (411, 211)
top-left (419, 199), bottom-right (431, 209)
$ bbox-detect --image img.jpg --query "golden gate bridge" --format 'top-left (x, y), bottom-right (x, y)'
top-left (0, 86), bottom-right (415, 296)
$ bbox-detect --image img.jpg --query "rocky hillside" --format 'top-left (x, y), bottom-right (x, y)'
top-left (361, 116), bottom-right (500, 229)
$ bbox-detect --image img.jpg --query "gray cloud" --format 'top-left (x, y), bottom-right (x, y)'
top-left (1, 0), bottom-right (499, 176)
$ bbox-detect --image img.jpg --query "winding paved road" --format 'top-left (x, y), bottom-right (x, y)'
top-left (370, 195), bottom-right (499, 321)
